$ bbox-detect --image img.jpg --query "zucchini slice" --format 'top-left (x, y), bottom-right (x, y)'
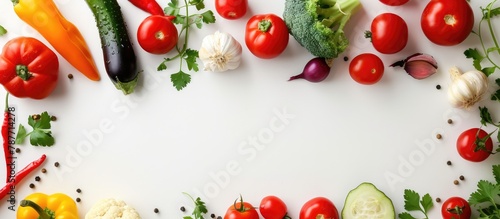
top-left (342, 182), bottom-right (395, 219)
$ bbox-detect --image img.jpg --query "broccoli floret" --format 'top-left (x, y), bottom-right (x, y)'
top-left (283, 0), bottom-right (361, 58)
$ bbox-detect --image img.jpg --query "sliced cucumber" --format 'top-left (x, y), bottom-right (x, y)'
top-left (342, 182), bottom-right (395, 219)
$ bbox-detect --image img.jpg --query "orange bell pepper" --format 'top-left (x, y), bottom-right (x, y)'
top-left (11, 0), bottom-right (100, 81)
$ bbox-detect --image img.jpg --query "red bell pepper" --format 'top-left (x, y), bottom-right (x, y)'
top-left (128, 0), bottom-right (165, 15)
top-left (0, 37), bottom-right (59, 99)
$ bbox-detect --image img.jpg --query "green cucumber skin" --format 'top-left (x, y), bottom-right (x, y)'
top-left (85, 0), bottom-right (138, 85)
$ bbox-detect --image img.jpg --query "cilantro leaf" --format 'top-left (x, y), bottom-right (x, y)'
top-left (30, 129), bottom-right (54, 146)
top-left (184, 49), bottom-right (199, 71)
top-left (421, 193), bottom-right (433, 213)
top-left (157, 62), bottom-right (167, 71)
top-left (201, 11), bottom-right (216, 24)
top-left (482, 66), bottom-right (497, 76)
top-left (171, 71), bottom-right (191, 91)
top-left (464, 48), bottom-right (484, 71)
top-left (403, 190), bottom-right (422, 211)
top-left (398, 212), bottom-right (417, 219)
top-left (0, 25), bottom-right (6, 36)
top-left (400, 189), bottom-right (433, 219)
top-left (182, 193), bottom-right (208, 219)
top-left (157, 0), bottom-right (214, 91)
top-left (15, 111), bottom-right (55, 147)
top-left (493, 164), bottom-right (500, 185)
top-left (479, 106), bottom-right (495, 126)
top-left (15, 124), bottom-right (27, 144)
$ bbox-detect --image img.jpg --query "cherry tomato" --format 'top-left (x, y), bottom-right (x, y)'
top-left (349, 53), bottom-right (384, 85)
top-left (137, 15), bottom-right (178, 54)
top-left (245, 14), bottom-right (289, 59)
top-left (300, 197), bottom-right (339, 219)
top-left (456, 128), bottom-right (493, 162)
top-left (441, 197), bottom-right (472, 219)
top-left (379, 0), bottom-right (409, 6)
top-left (421, 0), bottom-right (474, 46)
top-left (215, 0), bottom-right (247, 20)
top-left (224, 198), bottom-right (259, 219)
top-left (259, 196), bottom-right (288, 219)
top-left (368, 13), bottom-right (408, 54)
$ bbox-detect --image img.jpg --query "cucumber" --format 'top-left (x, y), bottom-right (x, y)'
top-left (342, 182), bottom-right (395, 219)
top-left (85, 0), bottom-right (138, 95)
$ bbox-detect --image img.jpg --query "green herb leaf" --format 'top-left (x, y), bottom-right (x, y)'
top-left (15, 112), bottom-right (55, 147)
top-left (157, 62), bottom-right (167, 71)
top-left (398, 212), bottom-right (417, 219)
top-left (171, 71), bottom-right (191, 91)
top-left (15, 124), bottom-right (27, 144)
top-left (403, 189), bottom-right (422, 211)
top-left (487, 6), bottom-right (500, 18)
top-left (184, 49), bottom-right (199, 71)
top-left (464, 48), bottom-right (484, 71)
top-left (469, 180), bottom-right (500, 205)
top-left (482, 66), bottom-right (497, 76)
top-left (0, 25), bottom-right (7, 36)
top-left (30, 129), bottom-right (54, 146)
top-left (401, 189), bottom-right (433, 219)
top-left (183, 193), bottom-right (208, 219)
top-left (493, 164), bottom-right (500, 184)
top-left (479, 106), bottom-right (494, 126)
top-left (201, 11), bottom-right (216, 24)
top-left (421, 193), bottom-right (433, 213)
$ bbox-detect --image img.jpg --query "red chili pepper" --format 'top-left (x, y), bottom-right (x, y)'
top-left (2, 93), bottom-right (11, 183)
top-left (0, 154), bottom-right (46, 201)
top-left (128, 0), bottom-right (165, 15)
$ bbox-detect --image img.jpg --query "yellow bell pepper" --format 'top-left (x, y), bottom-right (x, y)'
top-left (17, 193), bottom-right (79, 219)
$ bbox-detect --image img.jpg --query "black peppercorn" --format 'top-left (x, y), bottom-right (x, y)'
top-left (76, 188), bottom-right (82, 193)
top-left (154, 208), bottom-right (159, 213)
top-left (29, 183), bottom-right (35, 188)
top-left (34, 176), bottom-right (40, 182)
top-left (76, 197), bottom-right (81, 202)
top-left (436, 84), bottom-right (441, 90)
top-left (447, 160), bottom-right (452, 165)
top-left (180, 206), bottom-right (186, 212)
top-left (54, 162), bottom-right (60, 167)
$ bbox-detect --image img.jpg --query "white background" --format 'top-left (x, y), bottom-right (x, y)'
top-left (0, 0), bottom-right (499, 218)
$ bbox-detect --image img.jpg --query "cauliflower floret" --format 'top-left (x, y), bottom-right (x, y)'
top-left (85, 198), bottom-right (141, 219)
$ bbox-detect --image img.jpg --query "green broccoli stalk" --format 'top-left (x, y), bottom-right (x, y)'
top-left (284, 0), bottom-right (361, 58)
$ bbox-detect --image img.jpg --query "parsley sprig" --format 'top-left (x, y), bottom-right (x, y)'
top-left (464, 0), bottom-right (500, 77)
top-left (469, 164), bottom-right (500, 218)
top-left (398, 189), bottom-right (433, 219)
top-left (182, 192), bottom-right (208, 219)
top-left (15, 112), bottom-right (55, 147)
top-left (158, 0), bottom-right (216, 91)
top-left (476, 106), bottom-right (500, 154)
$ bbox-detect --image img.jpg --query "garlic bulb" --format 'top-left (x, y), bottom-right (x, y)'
top-left (447, 66), bottom-right (489, 109)
top-left (199, 31), bottom-right (242, 72)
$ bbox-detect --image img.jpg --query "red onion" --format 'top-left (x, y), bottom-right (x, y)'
top-left (288, 57), bottom-right (332, 82)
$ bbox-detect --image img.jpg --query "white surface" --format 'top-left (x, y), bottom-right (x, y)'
top-left (0, 0), bottom-right (499, 218)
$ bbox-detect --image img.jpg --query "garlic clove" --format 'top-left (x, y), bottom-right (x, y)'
top-left (390, 53), bottom-right (438, 79)
top-left (404, 60), bottom-right (438, 79)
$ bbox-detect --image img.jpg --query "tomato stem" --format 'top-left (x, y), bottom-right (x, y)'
top-left (15, 65), bottom-right (32, 81)
top-left (258, 19), bottom-right (272, 32)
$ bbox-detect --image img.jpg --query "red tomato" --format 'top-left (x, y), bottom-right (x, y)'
top-left (224, 199), bottom-right (259, 219)
top-left (245, 14), bottom-right (289, 59)
top-left (457, 128), bottom-right (493, 162)
top-left (300, 197), bottom-right (339, 219)
top-left (0, 37), bottom-right (59, 99)
top-left (421, 0), bottom-right (474, 46)
top-left (369, 13), bottom-right (408, 54)
top-left (259, 196), bottom-right (288, 219)
top-left (379, 0), bottom-right (409, 6)
top-left (349, 53), bottom-right (384, 85)
top-left (137, 15), bottom-right (178, 54)
top-left (441, 197), bottom-right (472, 219)
top-left (215, 0), bottom-right (247, 20)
